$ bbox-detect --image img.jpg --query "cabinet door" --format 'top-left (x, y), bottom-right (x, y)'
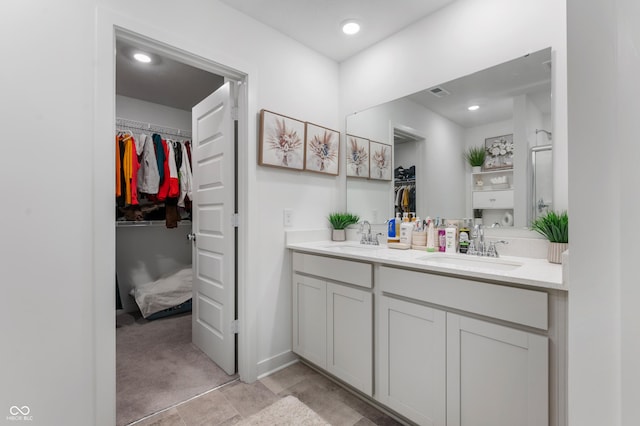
top-left (378, 296), bottom-right (446, 425)
top-left (292, 273), bottom-right (327, 368)
top-left (326, 283), bottom-right (373, 395)
top-left (447, 314), bottom-right (548, 426)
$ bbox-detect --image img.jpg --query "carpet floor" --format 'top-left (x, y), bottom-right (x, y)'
top-left (116, 311), bottom-right (236, 426)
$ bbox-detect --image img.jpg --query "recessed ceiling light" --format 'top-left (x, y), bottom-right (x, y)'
top-left (133, 52), bottom-right (152, 63)
top-left (342, 20), bottom-right (361, 35)
top-left (468, 105), bottom-right (480, 111)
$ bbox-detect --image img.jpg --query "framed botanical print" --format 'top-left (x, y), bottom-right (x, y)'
top-left (484, 133), bottom-right (514, 171)
top-left (346, 135), bottom-right (369, 178)
top-left (369, 140), bottom-right (392, 180)
top-left (259, 109), bottom-right (305, 170)
top-left (304, 122), bottom-right (340, 175)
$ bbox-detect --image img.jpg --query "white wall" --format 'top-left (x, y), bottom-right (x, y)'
top-left (617, 2), bottom-right (640, 424)
top-left (1, 1), bottom-right (340, 424)
top-left (116, 95), bottom-right (192, 131)
top-left (567, 0), bottom-right (640, 425)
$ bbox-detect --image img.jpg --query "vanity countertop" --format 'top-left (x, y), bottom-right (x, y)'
top-left (287, 240), bottom-right (566, 291)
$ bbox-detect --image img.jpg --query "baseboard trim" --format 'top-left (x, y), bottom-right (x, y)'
top-left (257, 350), bottom-right (299, 379)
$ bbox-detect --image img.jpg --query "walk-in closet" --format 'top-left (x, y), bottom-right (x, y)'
top-left (114, 35), bottom-right (236, 426)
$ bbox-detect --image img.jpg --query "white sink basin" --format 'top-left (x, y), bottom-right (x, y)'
top-left (417, 254), bottom-right (523, 271)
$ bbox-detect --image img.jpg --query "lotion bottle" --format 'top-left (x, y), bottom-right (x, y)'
top-left (399, 213), bottom-right (413, 245)
top-left (438, 217), bottom-right (447, 252)
top-left (387, 215), bottom-right (398, 242)
top-left (445, 223), bottom-right (457, 253)
top-left (426, 218), bottom-right (436, 252)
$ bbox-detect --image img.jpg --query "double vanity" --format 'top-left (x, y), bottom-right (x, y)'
top-left (287, 238), bottom-right (567, 426)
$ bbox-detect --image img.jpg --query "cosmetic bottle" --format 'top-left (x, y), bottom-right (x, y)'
top-left (445, 223), bottom-right (458, 253)
top-left (459, 219), bottom-right (472, 254)
top-left (426, 219), bottom-right (436, 252)
top-left (399, 213), bottom-right (413, 245)
top-left (438, 217), bottom-right (447, 252)
top-left (388, 214), bottom-right (399, 243)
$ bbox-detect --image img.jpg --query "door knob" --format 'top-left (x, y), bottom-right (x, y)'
top-left (187, 233), bottom-right (196, 242)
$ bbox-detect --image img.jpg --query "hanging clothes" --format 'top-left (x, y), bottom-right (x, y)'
top-left (178, 142), bottom-right (193, 208)
top-left (167, 140), bottom-right (180, 199)
top-left (156, 138), bottom-right (171, 201)
top-left (136, 133), bottom-right (160, 195)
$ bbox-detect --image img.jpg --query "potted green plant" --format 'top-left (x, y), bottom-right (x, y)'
top-left (328, 212), bottom-right (360, 241)
top-left (464, 146), bottom-right (486, 173)
top-left (530, 210), bottom-right (569, 264)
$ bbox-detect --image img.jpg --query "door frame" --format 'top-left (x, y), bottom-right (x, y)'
top-left (94, 9), bottom-right (254, 425)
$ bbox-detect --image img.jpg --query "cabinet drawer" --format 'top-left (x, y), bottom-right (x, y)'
top-left (293, 252), bottom-right (372, 288)
top-left (379, 266), bottom-right (547, 329)
top-left (472, 190), bottom-right (514, 209)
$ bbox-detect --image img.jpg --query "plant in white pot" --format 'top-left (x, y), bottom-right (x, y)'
top-left (464, 145), bottom-right (486, 173)
top-left (328, 212), bottom-right (360, 241)
top-left (530, 210), bottom-right (569, 264)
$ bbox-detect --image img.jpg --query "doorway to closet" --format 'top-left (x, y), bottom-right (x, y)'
top-left (114, 31), bottom-right (239, 426)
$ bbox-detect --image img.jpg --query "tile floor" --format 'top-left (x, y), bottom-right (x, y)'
top-left (132, 361), bottom-right (404, 426)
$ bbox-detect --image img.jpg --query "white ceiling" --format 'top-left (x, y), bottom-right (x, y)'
top-left (116, 1), bottom-right (551, 129)
top-left (116, 38), bottom-right (224, 111)
top-left (218, 0), bottom-right (457, 62)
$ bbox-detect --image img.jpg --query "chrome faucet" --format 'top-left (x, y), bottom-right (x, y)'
top-left (486, 240), bottom-right (509, 257)
top-left (359, 221), bottom-right (377, 245)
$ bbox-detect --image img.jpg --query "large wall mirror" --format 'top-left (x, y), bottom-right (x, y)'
top-left (346, 47), bottom-right (553, 228)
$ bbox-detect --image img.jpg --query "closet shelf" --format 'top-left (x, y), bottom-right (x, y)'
top-left (116, 117), bottom-right (192, 139)
top-left (116, 220), bottom-right (192, 228)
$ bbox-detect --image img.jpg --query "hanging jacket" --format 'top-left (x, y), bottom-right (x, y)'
top-left (178, 142), bottom-right (193, 208)
top-left (129, 135), bottom-right (140, 205)
top-left (167, 140), bottom-right (180, 199)
top-left (156, 139), bottom-right (171, 201)
top-left (136, 133), bottom-right (160, 195)
top-left (152, 133), bottom-right (165, 184)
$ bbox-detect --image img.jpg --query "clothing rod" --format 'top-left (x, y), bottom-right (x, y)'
top-left (116, 117), bottom-right (192, 139)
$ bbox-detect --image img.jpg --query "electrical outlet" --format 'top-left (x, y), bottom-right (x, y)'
top-left (283, 209), bottom-right (293, 227)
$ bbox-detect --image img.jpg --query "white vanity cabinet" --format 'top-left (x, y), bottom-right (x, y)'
top-left (378, 266), bottom-right (549, 426)
top-left (292, 252), bottom-right (373, 395)
top-left (378, 295), bottom-right (446, 425)
top-left (446, 313), bottom-right (548, 426)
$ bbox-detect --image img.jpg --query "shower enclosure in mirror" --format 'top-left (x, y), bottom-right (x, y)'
top-left (346, 47), bottom-right (553, 229)
top-left (531, 144), bottom-right (553, 222)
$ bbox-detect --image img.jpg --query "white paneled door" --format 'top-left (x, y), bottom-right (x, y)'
top-left (191, 82), bottom-right (236, 375)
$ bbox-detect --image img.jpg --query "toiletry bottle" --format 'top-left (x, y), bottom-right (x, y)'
top-left (388, 215), bottom-right (397, 242)
top-left (426, 218), bottom-right (436, 252)
top-left (445, 223), bottom-right (457, 253)
top-left (438, 217), bottom-right (447, 252)
top-left (395, 212), bottom-right (402, 240)
top-left (459, 219), bottom-right (471, 254)
top-left (400, 213), bottom-right (413, 245)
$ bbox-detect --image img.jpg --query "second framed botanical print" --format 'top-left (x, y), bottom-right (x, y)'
top-left (304, 123), bottom-right (340, 175)
top-left (346, 135), bottom-right (369, 178)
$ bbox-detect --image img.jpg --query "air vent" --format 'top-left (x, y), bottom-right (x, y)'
top-left (429, 86), bottom-right (450, 98)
